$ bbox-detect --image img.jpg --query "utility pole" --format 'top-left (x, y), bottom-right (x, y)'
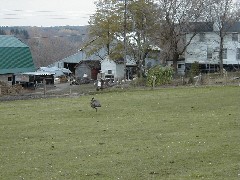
top-left (123, 0), bottom-right (127, 81)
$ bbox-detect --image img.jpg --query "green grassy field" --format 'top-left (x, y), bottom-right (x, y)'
top-left (0, 86), bottom-right (239, 179)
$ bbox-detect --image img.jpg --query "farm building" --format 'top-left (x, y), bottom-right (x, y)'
top-left (14, 71), bottom-right (55, 88)
top-left (100, 56), bottom-right (125, 81)
top-left (75, 60), bottom-right (100, 80)
top-left (100, 56), bottom-right (133, 81)
top-left (185, 22), bottom-right (240, 73)
top-left (0, 35), bottom-right (35, 84)
top-left (49, 48), bottom-right (105, 78)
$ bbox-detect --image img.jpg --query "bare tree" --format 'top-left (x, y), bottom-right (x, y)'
top-left (156, 0), bottom-right (206, 73)
top-left (204, 0), bottom-right (240, 75)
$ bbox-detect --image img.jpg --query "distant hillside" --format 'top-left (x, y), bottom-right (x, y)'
top-left (0, 26), bottom-right (89, 68)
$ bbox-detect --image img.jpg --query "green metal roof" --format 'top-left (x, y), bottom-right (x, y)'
top-left (0, 35), bottom-right (35, 74)
top-left (0, 35), bottom-right (28, 47)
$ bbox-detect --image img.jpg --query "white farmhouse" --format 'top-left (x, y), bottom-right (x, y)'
top-left (185, 22), bottom-right (240, 72)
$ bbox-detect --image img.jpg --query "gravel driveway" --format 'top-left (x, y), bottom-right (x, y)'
top-left (0, 82), bottom-right (97, 101)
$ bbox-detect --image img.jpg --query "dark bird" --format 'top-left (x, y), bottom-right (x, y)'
top-left (90, 97), bottom-right (101, 112)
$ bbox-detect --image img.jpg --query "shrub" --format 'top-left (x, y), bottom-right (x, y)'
top-left (190, 61), bottom-right (200, 76)
top-left (130, 77), bottom-right (147, 87)
top-left (146, 65), bottom-right (174, 87)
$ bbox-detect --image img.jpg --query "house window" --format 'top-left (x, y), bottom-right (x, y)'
top-left (223, 48), bottom-right (227, 59)
top-left (8, 77), bottom-right (12, 81)
top-left (199, 33), bottom-right (205, 42)
top-left (232, 33), bottom-right (238, 41)
top-left (108, 70), bottom-right (112, 74)
top-left (178, 64), bottom-right (184, 69)
top-left (207, 47), bottom-right (213, 59)
top-left (237, 48), bottom-right (240, 60)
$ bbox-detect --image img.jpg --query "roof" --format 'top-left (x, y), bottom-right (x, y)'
top-left (0, 35), bottom-right (35, 74)
top-left (76, 60), bottom-right (101, 69)
top-left (222, 22), bottom-right (240, 32)
top-left (39, 67), bottom-right (72, 74)
top-left (18, 71), bottom-right (54, 76)
top-left (101, 55), bottom-right (137, 66)
top-left (59, 48), bottom-right (106, 64)
top-left (190, 22), bottom-right (214, 32)
top-left (37, 67), bottom-right (72, 77)
top-left (185, 22), bottom-right (214, 32)
top-left (0, 35), bottom-right (28, 47)
top-left (187, 22), bottom-right (240, 33)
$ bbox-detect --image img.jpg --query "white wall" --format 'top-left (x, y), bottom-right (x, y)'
top-left (0, 74), bottom-right (13, 85)
top-left (185, 32), bottom-right (240, 65)
top-left (115, 64), bottom-right (124, 80)
top-left (101, 57), bottom-right (125, 80)
top-left (101, 58), bottom-right (116, 75)
top-left (167, 61), bottom-right (185, 75)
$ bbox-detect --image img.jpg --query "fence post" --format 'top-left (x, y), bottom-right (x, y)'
top-left (225, 71), bottom-right (227, 85)
top-left (207, 73), bottom-right (210, 85)
top-left (43, 79), bottom-right (46, 96)
top-left (195, 73), bottom-right (202, 86)
top-left (152, 76), bottom-right (156, 89)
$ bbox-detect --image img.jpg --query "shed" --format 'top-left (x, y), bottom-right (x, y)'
top-left (75, 60), bottom-right (101, 80)
top-left (14, 71), bottom-right (55, 88)
top-left (101, 56), bottom-right (125, 81)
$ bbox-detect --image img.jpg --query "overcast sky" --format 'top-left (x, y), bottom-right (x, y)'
top-left (0, 0), bottom-right (96, 27)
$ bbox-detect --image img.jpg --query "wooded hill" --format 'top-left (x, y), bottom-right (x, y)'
top-left (0, 26), bottom-right (89, 68)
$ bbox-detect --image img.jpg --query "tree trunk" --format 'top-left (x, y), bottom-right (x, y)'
top-left (219, 33), bottom-right (224, 76)
top-left (137, 57), bottom-right (144, 78)
top-left (172, 53), bottom-right (179, 74)
top-left (138, 64), bottom-right (143, 78)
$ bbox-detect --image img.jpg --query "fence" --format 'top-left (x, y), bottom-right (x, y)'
top-left (173, 72), bottom-right (240, 86)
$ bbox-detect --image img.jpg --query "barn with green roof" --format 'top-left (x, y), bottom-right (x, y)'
top-left (0, 35), bottom-right (35, 82)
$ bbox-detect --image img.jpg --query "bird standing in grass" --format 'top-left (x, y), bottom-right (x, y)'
top-left (90, 97), bottom-right (101, 112)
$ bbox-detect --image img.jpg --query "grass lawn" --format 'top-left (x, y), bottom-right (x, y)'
top-left (0, 86), bottom-right (239, 179)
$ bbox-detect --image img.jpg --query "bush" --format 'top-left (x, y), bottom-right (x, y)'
top-left (146, 65), bottom-right (174, 87)
top-left (130, 77), bottom-right (147, 87)
top-left (190, 61), bottom-right (200, 76)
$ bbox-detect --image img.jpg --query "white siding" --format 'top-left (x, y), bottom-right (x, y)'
top-left (185, 32), bottom-right (240, 65)
top-left (101, 58), bottom-right (116, 76)
top-left (115, 64), bottom-right (124, 80)
top-left (101, 56), bottom-right (125, 80)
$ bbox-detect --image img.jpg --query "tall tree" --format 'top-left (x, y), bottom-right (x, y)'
top-left (204, 0), bottom-right (240, 75)
top-left (157, 0), bottom-right (206, 73)
top-left (87, 0), bottom-right (123, 60)
top-left (87, 0), bottom-right (161, 77)
top-left (127, 0), bottom-right (161, 77)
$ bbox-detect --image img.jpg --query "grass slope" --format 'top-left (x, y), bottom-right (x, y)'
top-left (0, 86), bottom-right (239, 179)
